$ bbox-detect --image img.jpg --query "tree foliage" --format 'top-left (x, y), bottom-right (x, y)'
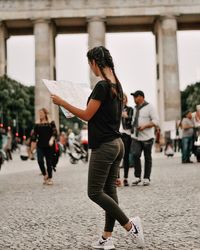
top-left (0, 75), bottom-right (34, 136)
top-left (181, 82), bottom-right (200, 115)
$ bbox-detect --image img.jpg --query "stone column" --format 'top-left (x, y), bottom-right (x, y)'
top-left (34, 19), bottom-right (59, 128)
top-left (0, 22), bottom-right (8, 76)
top-left (154, 16), bottom-right (181, 131)
top-left (87, 16), bottom-right (106, 88)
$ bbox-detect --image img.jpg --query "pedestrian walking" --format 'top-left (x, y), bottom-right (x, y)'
top-left (5, 126), bottom-right (13, 160)
top-left (51, 46), bottom-right (145, 249)
top-left (130, 90), bottom-right (159, 186)
top-left (31, 108), bottom-right (58, 185)
top-left (117, 93), bottom-right (133, 186)
top-left (181, 110), bottom-right (194, 163)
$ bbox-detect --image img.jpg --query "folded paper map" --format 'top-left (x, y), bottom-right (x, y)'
top-left (43, 79), bottom-right (91, 118)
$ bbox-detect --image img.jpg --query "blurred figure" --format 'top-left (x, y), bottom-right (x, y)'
top-left (174, 120), bottom-right (182, 152)
top-left (181, 111), bottom-right (194, 164)
top-left (67, 128), bottom-right (75, 151)
top-left (117, 93), bottom-right (133, 186)
top-left (19, 139), bottom-right (29, 161)
top-left (5, 126), bottom-right (13, 160)
top-left (154, 126), bottom-right (162, 153)
top-left (0, 128), bottom-right (4, 169)
top-left (59, 131), bottom-right (67, 154)
top-left (80, 124), bottom-right (89, 162)
top-left (51, 140), bottom-right (61, 172)
top-left (31, 108), bottom-right (58, 185)
top-left (192, 104), bottom-right (200, 162)
top-left (27, 129), bottom-right (36, 160)
top-left (164, 140), bottom-right (174, 157)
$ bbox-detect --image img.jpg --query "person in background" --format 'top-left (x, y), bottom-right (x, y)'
top-left (174, 120), bottom-right (182, 152)
top-left (130, 90), bottom-right (159, 186)
top-left (59, 131), bottom-right (68, 154)
top-left (117, 93), bottom-right (133, 186)
top-left (5, 126), bottom-right (13, 160)
top-left (154, 126), bottom-right (162, 153)
top-left (67, 128), bottom-right (75, 152)
top-left (164, 140), bottom-right (174, 157)
top-left (31, 108), bottom-right (58, 185)
top-left (181, 110), bottom-right (194, 164)
top-left (80, 124), bottom-right (89, 162)
top-left (192, 104), bottom-right (200, 162)
top-left (51, 46), bottom-right (145, 249)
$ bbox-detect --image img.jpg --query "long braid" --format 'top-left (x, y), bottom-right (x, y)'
top-left (87, 46), bottom-right (123, 101)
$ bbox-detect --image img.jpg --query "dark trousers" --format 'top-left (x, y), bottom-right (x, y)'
top-left (37, 147), bottom-right (53, 179)
top-left (181, 136), bottom-right (193, 162)
top-left (88, 138), bottom-right (129, 232)
top-left (131, 138), bottom-right (154, 180)
top-left (121, 133), bottom-right (132, 179)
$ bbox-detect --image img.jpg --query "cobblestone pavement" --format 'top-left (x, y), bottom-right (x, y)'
top-left (0, 152), bottom-right (200, 250)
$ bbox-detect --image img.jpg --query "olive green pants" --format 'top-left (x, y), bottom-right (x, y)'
top-left (88, 138), bottom-right (129, 232)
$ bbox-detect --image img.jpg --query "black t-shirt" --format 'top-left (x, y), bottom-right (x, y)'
top-left (32, 121), bottom-right (57, 148)
top-left (88, 80), bottom-right (122, 149)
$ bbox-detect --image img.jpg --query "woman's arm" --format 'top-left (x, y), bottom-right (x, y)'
top-left (51, 95), bottom-right (101, 121)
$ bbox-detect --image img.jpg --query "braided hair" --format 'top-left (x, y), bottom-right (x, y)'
top-left (87, 46), bottom-right (123, 101)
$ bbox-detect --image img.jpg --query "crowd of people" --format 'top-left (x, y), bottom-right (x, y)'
top-left (154, 105), bottom-right (200, 163)
top-left (1, 45), bottom-right (200, 250)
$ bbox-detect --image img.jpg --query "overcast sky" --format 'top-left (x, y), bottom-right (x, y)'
top-left (6, 31), bottom-right (200, 109)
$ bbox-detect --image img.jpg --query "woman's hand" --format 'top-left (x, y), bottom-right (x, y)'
top-left (49, 136), bottom-right (55, 146)
top-left (51, 95), bottom-right (64, 106)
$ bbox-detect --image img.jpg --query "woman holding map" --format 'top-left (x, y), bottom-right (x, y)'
top-left (51, 46), bottom-right (145, 249)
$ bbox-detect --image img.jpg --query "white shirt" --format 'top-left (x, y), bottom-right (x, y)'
top-left (192, 112), bottom-right (200, 128)
top-left (131, 104), bottom-right (159, 141)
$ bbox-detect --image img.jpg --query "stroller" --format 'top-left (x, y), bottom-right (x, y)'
top-left (67, 140), bottom-right (88, 164)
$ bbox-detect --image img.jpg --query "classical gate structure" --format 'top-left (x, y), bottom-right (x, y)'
top-left (1, 0), bottom-right (200, 129)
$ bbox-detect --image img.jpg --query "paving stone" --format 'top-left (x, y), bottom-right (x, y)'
top-left (0, 153), bottom-right (200, 249)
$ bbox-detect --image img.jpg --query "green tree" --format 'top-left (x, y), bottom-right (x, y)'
top-left (0, 75), bottom-right (34, 137)
top-left (181, 82), bottom-right (200, 115)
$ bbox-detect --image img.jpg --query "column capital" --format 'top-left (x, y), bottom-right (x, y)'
top-left (87, 16), bottom-right (106, 23)
top-left (32, 18), bottom-right (51, 25)
top-left (159, 14), bottom-right (180, 22)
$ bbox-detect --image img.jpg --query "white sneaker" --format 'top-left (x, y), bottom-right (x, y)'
top-left (143, 178), bottom-right (150, 186)
top-left (132, 177), bottom-right (141, 185)
top-left (129, 216), bottom-right (145, 248)
top-left (92, 237), bottom-right (115, 250)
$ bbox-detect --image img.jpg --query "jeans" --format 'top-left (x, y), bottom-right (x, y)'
top-left (88, 138), bottom-right (129, 232)
top-left (131, 138), bottom-right (154, 180)
top-left (181, 136), bottom-right (193, 162)
top-left (37, 147), bottom-right (53, 178)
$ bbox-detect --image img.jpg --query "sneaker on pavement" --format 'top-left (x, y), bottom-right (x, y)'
top-left (129, 216), bottom-right (145, 248)
top-left (123, 179), bottom-right (129, 186)
top-left (92, 237), bottom-right (115, 250)
top-left (46, 179), bottom-right (53, 185)
top-left (143, 178), bottom-right (150, 186)
top-left (132, 178), bottom-right (141, 185)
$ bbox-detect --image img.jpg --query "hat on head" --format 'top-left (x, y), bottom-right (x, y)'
top-left (196, 104), bottom-right (200, 111)
top-left (130, 90), bottom-right (145, 98)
